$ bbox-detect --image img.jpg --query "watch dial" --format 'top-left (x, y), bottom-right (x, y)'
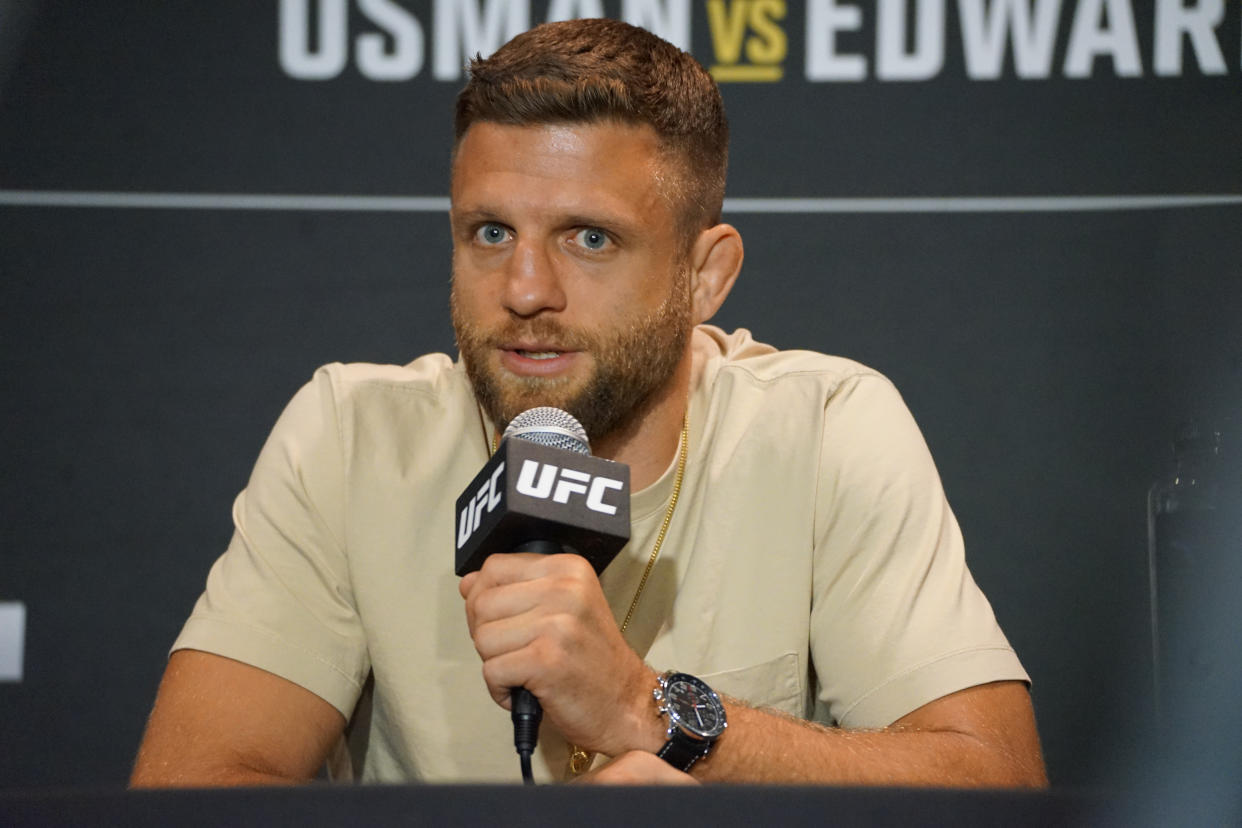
top-left (666, 677), bottom-right (722, 737)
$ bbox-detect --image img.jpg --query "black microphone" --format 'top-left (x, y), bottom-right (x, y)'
top-left (454, 406), bottom-right (631, 783)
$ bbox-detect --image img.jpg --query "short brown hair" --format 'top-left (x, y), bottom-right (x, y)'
top-left (454, 18), bottom-right (729, 235)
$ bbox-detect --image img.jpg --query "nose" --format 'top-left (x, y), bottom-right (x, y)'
top-left (502, 239), bottom-right (566, 318)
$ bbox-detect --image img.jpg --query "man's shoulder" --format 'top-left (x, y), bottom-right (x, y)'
top-left (695, 325), bottom-right (887, 394)
top-left (291, 353), bottom-right (479, 438)
top-left (310, 352), bottom-right (470, 402)
top-left (270, 352), bottom-right (484, 466)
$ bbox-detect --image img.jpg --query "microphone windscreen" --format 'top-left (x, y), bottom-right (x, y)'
top-left (503, 407), bottom-right (590, 455)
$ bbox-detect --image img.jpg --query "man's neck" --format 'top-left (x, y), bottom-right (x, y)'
top-left (589, 345), bottom-right (697, 492)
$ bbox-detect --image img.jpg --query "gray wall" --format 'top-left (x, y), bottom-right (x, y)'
top-left (2, 0), bottom-right (1240, 790)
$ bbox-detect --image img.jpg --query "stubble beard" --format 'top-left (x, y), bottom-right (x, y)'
top-left (451, 270), bottom-right (692, 444)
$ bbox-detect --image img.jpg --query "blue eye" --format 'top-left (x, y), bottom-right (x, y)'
top-left (476, 223), bottom-right (509, 245)
top-left (575, 228), bottom-right (609, 251)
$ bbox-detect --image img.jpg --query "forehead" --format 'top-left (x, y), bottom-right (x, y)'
top-left (450, 121), bottom-right (675, 225)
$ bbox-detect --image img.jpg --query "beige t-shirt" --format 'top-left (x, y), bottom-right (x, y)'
top-left (174, 326), bottom-right (1027, 783)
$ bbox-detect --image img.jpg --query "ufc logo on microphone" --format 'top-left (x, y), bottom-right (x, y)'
top-left (456, 461), bottom-right (506, 549)
top-left (514, 460), bottom-right (624, 515)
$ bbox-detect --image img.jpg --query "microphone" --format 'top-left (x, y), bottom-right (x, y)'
top-left (454, 406), bottom-right (631, 783)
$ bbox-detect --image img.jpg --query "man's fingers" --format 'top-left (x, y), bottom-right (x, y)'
top-left (471, 610), bottom-right (546, 661)
top-left (458, 554), bottom-right (540, 609)
top-left (460, 561), bottom-right (542, 635)
top-left (469, 578), bottom-right (552, 624)
top-left (470, 552), bottom-right (594, 590)
top-left (464, 569), bottom-right (593, 638)
top-left (474, 552), bottom-right (556, 586)
top-left (479, 640), bottom-right (559, 708)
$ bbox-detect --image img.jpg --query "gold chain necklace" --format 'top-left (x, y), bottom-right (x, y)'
top-left (566, 411), bottom-right (689, 777)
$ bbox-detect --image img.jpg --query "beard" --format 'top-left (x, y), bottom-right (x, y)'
top-left (451, 270), bottom-right (692, 443)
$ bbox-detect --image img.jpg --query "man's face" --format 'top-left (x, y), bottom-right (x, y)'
top-left (449, 121), bottom-right (693, 441)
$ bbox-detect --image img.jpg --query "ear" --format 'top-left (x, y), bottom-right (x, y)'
top-left (687, 223), bottom-right (744, 325)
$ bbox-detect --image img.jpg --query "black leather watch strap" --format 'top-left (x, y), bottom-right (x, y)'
top-left (657, 731), bottom-right (709, 772)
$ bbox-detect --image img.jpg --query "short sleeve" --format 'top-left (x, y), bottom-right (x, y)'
top-left (173, 366), bottom-right (370, 718)
top-left (810, 373), bottom-right (1028, 728)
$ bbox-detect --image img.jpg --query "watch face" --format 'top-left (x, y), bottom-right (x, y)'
top-left (664, 674), bottom-right (727, 739)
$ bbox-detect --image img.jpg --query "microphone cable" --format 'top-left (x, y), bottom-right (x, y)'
top-left (512, 687), bottom-right (542, 785)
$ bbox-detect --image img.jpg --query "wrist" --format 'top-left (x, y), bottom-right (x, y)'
top-left (613, 665), bottom-right (666, 757)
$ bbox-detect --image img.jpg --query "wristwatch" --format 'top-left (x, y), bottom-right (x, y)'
top-left (653, 671), bottom-right (728, 771)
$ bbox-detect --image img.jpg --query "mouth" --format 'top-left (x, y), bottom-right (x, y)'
top-left (499, 344), bottom-right (580, 376)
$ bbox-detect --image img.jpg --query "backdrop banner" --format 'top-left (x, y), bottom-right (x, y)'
top-left (1, 0), bottom-right (1239, 793)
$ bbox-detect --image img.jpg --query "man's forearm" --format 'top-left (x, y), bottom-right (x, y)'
top-left (130, 760), bottom-right (311, 789)
top-left (687, 682), bottom-right (1048, 788)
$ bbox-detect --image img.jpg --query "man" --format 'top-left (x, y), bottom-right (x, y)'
top-left (131, 19), bottom-right (1046, 787)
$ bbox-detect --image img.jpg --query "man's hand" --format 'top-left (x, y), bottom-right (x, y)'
top-left (459, 552), bottom-right (663, 758)
top-left (575, 751), bottom-right (700, 785)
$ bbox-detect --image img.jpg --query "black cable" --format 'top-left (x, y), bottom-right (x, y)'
top-left (511, 686), bottom-right (542, 785)
top-left (519, 750), bottom-right (534, 785)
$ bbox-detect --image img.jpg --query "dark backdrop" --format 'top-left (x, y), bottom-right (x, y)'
top-left (1, 0), bottom-right (1239, 792)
